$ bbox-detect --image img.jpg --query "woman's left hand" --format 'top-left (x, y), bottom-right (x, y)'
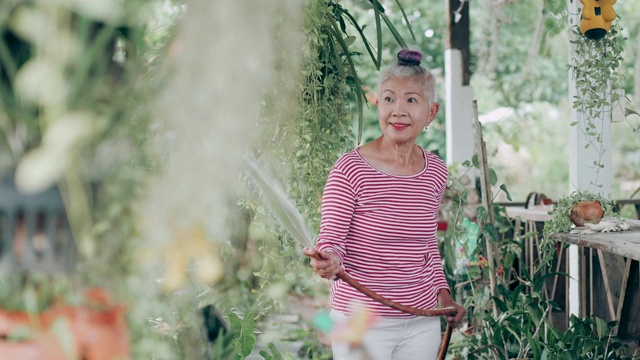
top-left (437, 290), bottom-right (466, 328)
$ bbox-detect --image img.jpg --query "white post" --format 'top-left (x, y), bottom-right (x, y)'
top-left (445, 49), bottom-right (475, 168)
top-left (566, 0), bottom-right (612, 319)
top-left (567, 0), bottom-right (612, 195)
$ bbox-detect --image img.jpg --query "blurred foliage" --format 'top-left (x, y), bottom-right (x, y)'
top-left (0, 0), bottom-right (174, 277)
top-left (0, 0), bottom-right (184, 357)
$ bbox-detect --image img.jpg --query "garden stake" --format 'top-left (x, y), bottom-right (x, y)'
top-left (307, 251), bottom-right (457, 360)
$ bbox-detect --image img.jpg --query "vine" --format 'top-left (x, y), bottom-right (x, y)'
top-left (568, 20), bottom-right (625, 187)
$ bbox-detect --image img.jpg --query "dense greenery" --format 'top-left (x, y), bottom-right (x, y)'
top-left (442, 162), bottom-right (634, 359)
top-left (0, 0), bottom-right (161, 293)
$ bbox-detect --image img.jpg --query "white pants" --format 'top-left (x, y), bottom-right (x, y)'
top-left (330, 310), bottom-right (442, 360)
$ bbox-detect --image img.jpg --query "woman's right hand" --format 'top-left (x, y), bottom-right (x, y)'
top-left (303, 248), bottom-right (341, 280)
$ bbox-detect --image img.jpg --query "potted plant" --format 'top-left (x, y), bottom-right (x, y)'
top-left (543, 190), bottom-right (617, 235)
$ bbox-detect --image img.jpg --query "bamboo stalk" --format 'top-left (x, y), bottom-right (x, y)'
top-left (472, 100), bottom-right (499, 318)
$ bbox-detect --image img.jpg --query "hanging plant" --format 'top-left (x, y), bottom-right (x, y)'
top-left (568, 19), bottom-right (625, 182)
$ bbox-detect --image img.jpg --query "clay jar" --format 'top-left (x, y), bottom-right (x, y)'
top-left (569, 201), bottom-right (604, 227)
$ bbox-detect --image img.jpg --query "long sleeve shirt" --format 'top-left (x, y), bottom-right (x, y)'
top-left (316, 147), bottom-right (450, 318)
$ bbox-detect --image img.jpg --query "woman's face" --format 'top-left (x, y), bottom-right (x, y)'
top-left (376, 76), bottom-right (439, 145)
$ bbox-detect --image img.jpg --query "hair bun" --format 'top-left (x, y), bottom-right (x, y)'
top-left (397, 49), bottom-right (422, 66)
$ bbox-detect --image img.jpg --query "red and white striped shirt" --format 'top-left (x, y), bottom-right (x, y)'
top-left (316, 147), bottom-right (449, 318)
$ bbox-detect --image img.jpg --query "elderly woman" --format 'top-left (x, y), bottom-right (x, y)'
top-left (304, 49), bottom-right (465, 359)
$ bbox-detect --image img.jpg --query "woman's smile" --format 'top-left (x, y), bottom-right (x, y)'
top-left (390, 122), bottom-right (410, 130)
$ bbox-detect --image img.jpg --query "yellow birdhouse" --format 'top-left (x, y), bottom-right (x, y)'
top-left (579, 0), bottom-right (617, 40)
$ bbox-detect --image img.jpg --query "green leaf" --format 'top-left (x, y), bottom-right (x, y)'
top-left (238, 311), bottom-right (256, 357)
top-left (471, 154), bottom-right (479, 168)
top-left (228, 312), bottom-right (241, 331)
top-left (229, 311), bottom-right (255, 358)
top-left (482, 223), bottom-right (498, 242)
top-left (339, 10), bottom-right (378, 68)
top-left (259, 343), bottom-right (284, 360)
top-left (344, 35), bottom-right (356, 47)
top-left (370, 0), bottom-right (383, 68)
top-left (392, 0), bottom-right (416, 41)
top-left (541, 348), bottom-right (549, 360)
top-left (499, 184), bottom-right (512, 201)
top-left (328, 18), bottom-right (366, 145)
top-left (475, 205), bottom-right (487, 223)
top-left (379, 11), bottom-right (407, 48)
top-left (509, 283), bottom-right (526, 309)
top-left (526, 331), bottom-right (542, 359)
top-left (594, 316), bottom-right (608, 339)
top-left (493, 297), bottom-right (508, 312)
top-left (489, 168), bottom-right (498, 186)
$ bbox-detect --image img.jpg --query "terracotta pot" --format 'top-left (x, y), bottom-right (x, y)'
top-left (0, 288), bottom-right (129, 360)
top-left (0, 333), bottom-right (69, 360)
top-left (569, 201), bottom-right (604, 227)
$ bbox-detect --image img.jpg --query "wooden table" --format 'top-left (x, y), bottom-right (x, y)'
top-left (505, 207), bottom-right (640, 344)
top-left (550, 221), bottom-right (640, 342)
top-left (550, 224), bottom-right (640, 261)
top-left (504, 205), bottom-right (553, 223)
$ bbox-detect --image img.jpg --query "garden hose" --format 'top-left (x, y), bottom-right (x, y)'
top-left (307, 251), bottom-right (458, 360)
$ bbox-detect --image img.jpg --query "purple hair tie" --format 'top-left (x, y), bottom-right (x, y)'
top-left (397, 49), bottom-right (422, 66)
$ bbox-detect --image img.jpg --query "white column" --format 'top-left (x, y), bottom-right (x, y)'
top-left (568, 86), bottom-right (613, 194)
top-left (566, 0), bottom-right (612, 319)
top-left (567, 0), bottom-right (612, 195)
top-left (445, 49), bottom-right (475, 168)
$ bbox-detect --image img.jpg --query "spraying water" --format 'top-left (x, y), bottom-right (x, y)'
top-left (244, 155), bottom-right (315, 249)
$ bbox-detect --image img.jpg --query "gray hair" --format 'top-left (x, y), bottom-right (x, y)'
top-left (376, 55), bottom-right (436, 105)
